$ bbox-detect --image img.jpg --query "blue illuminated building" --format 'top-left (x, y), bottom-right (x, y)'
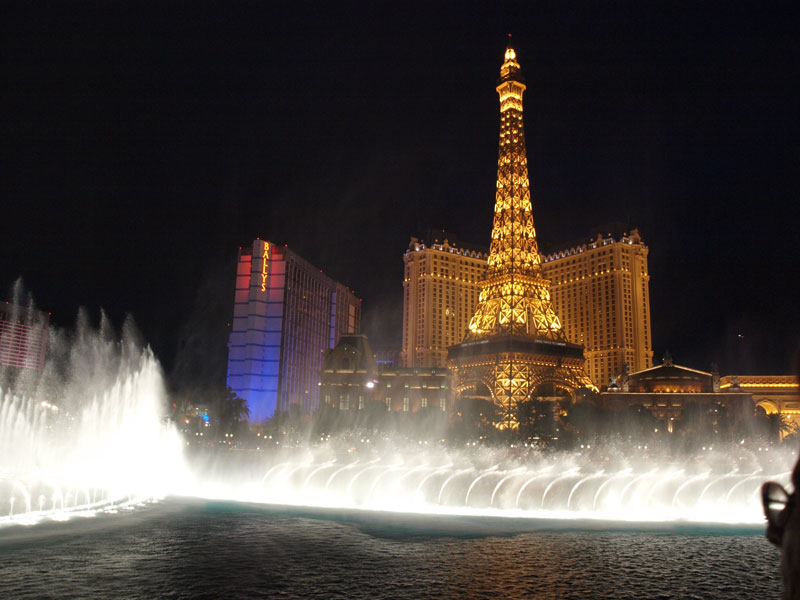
top-left (226, 240), bottom-right (361, 422)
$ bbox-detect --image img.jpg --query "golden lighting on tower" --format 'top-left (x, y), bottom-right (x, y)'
top-left (449, 44), bottom-right (596, 429)
top-left (465, 56), bottom-right (563, 344)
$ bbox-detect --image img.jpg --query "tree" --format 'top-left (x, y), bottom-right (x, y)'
top-left (766, 412), bottom-right (796, 443)
top-left (617, 404), bottom-right (659, 442)
top-left (265, 403), bottom-right (310, 441)
top-left (517, 399), bottom-right (555, 441)
top-left (311, 402), bottom-right (343, 437)
top-left (208, 386), bottom-right (250, 438)
top-left (677, 401), bottom-right (715, 441)
top-left (452, 396), bottom-right (502, 441)
top-left (562, 402), bottom-right (606, 440)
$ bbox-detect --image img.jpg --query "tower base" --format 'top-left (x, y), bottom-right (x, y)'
top-left (448, 335), bottom-right (595, 429)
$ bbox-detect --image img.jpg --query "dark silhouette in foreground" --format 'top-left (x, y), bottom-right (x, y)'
top-left (762, 354), bottom-right (800, 599)
top-left (763, 459), bottom-right (800, 599)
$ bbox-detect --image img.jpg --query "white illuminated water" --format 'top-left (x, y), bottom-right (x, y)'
top-left (0, 322), bottom-right (186, 527)
top-left (187, 446), bottom-right (791, 525)
top-left (0, 322), bottom-right (791, 527)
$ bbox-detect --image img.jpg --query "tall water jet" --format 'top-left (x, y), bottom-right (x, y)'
top-left (0, 309), bottom-right (186, 525)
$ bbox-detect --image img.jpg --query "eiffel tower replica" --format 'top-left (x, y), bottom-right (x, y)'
top-left (448, 42), bottom-right (595, 429)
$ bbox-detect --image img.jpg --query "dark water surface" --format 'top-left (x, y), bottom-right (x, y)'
top-left (0, 498), bottom-right (783, 599)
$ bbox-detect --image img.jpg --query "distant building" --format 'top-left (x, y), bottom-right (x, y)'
top-left (374, 348), bottom-right (400, 372)
top-left (321, 333), bottom-right (452, 415)
top-left (543, 228), bottom-right (653, 388)
top-left (719, 375), bottom-right (800, 430)
top-left (401, 233), bottom-right (487, 368)
top-left (401, 228), bottom-right (653, 390)
top-left (378, 367), bottom-right (451, 414)
top-left (319, 334), bottom-right (378, 411)
top-left (0, 302), bottom-right (49, 372)
top-left (600, 355), bottom-right (754, 431)
top-left (226, 240), bottom-right (361, 422)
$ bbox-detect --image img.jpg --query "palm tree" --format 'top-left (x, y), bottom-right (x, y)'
top-left (210, 387), bottom-right (250, 437)
top-left (766, 412), bottom-right (796, 442)
top-left (226, 388), bottom-right (250, 422)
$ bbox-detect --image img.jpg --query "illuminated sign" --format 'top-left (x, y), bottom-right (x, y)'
top-left (261, 242), bottom-right (270, 291)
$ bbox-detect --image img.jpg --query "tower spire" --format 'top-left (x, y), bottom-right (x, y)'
top-left (448, 44), bottom-right (595, 430)
top-left (466, 45), bottom-right (564, 341)
top-left (499, 36), bottom-right (523, 89)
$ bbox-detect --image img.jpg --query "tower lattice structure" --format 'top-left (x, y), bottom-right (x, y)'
top-left (448, 44), bottom-right (595, 428)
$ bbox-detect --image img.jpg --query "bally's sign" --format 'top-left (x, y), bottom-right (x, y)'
top-left (261, 242), bottom-right (270, 292)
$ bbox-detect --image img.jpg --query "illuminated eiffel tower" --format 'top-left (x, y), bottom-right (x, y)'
top-left (448, 42), bottom-right (595, 429)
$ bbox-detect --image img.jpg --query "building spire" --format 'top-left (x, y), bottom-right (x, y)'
top-left (499, 35), bottom-right (523, 87)
top-left (448, 44), bottom-right (595, 430)
top-left (466, 44), bottom-right (565, 341)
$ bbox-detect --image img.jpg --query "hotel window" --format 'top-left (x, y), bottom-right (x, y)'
top-left (421, 397), bottom-right (428, 408)
top-left (441, 398), bottom-right (447, 412)
top-left (324, 395), bottom-right (330, 404)
top-left (385, 397), bottom-right (391, 410)
top-left (358, 395), bottom-right (364, 410)
top-left (403, 397), bottom-right (409, 412)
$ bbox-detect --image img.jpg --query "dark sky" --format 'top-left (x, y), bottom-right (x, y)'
top-left (3, 1), bottom-right (799, 384)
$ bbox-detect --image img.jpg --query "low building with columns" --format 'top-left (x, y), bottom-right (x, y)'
top-left (600, 356), bottom-right (755, 432)
top-left (720, 375), bottom-right (800, 429)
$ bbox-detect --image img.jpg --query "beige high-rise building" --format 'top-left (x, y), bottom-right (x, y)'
top-left (543, 228), bottom-right (653, 388)
top-left (401, 228), bottom-right (653, 389)
top-left (401, 235), bottom-right (487, 368)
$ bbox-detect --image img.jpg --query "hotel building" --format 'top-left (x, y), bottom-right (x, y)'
top-left (543, 228), bottom-right (653, 388)
top-left (600, 356), bottom-right (753, 431)
top-left (0, 302), bottom-right (49, 372)
top-left (720, 375), bottom-right (800, 431)
top-left (321, 333), bottom-right (452, 415)
top-left (401, 228), bottom-right (653, 389)
top-left (226, 239), bottom-right (361, 422)
top-left (401, 233), bottom-right (487, 369)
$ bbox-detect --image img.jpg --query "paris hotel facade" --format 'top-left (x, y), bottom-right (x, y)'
top-left (401, 228), bottom-right (653, 390)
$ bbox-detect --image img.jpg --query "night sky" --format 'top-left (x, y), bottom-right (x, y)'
top-left (3, 2), bottom-right (798, 388)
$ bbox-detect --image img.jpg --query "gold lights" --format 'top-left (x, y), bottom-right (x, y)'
top-left (720, 381), bottom-right (799, 389)
top-left (468, 45), bottom-right (564, 341)
top-left (497, 45), bottom-right (525, 114)
top-left (449, 45), bottom-right (596, 429)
